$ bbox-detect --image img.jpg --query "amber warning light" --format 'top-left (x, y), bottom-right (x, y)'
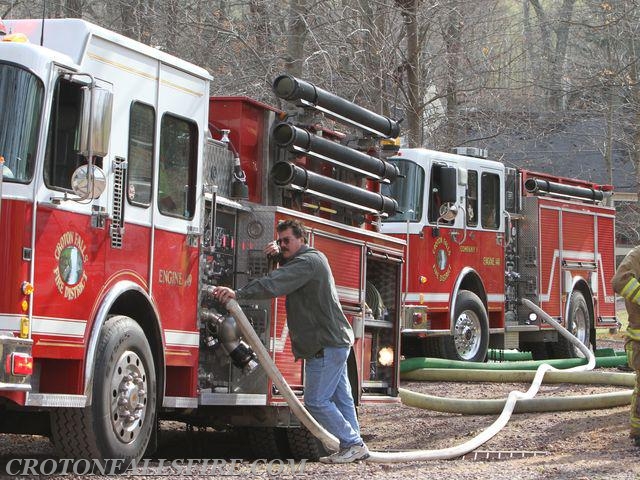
top-left (6, 352), bottom-right (33, 376)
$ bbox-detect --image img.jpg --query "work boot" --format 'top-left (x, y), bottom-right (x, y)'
top-left (319, 443), bottom-right (370, 463)
top-left (634, 436), bottom-right (640, 448)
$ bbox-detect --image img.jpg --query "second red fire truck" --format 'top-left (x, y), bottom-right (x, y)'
top-left (381, 146), bottom-right (618, 362)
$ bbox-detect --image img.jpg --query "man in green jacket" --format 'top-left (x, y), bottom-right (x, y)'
top-left (211, 219), bottom-right (369, 463)
top-left (611, 245), bottom-right (640, 447)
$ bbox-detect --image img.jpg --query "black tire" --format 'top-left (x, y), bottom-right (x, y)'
top-left (401, 336), bottom-right (444, 358)
top-left (286, 425), bottom-right (330, 461)
top-left (521, 341), bottom-right (550, 361)
top-left (424, 337), bottom-right (445, 358)
top-left (239, 427), bottom-right (291, 460)
top-left (549, 290), bottom-right (592, 359)
top-left (401, 336), bottom-right (428, 358)
top-left (50, 316), bottom-right (156, 469)
top-left (440, 290), bottom-right (489, 362)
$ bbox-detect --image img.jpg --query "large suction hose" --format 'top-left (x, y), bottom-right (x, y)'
top-left (400, 388), bottom-right (631, 414)
top-left (226, 298), bottom-right (604, 462)
top-left (400, 354), bottom-right (627, 372)
top-left (402, 368), bottom-right (635, 387)
top-left (486, 347), bottom-right (626, 362)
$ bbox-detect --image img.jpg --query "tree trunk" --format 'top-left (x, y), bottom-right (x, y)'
top-left (284, 0), bottom-right (308, 78)
top-left (549, 0), bottom-right (575, 110)
top-left (164, 0), bottom-right (179, 54)
top-left (529, 0), bottom-right (575, 110)
top-left (629, 24), bottom-right (640, 195)
top-left (63, 0), bottom-right (82, 17)
top-left (249, 0), bottom-right (270, 54)
top-left (397, 0), bottom-right (421, 147)
top-left (522, 0), bottom-right (532, 86)
top-left (119, 2), bottom-right (137, 40)
top-left (359, 0), bottom-right (387, 118)
top-left (444, 1), bottom-right (462, 148)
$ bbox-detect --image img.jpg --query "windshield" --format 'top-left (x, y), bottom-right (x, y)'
top-left (381, 158), bottom-right (424, 222)
top-left (0, 63), bottom-right (43, 183)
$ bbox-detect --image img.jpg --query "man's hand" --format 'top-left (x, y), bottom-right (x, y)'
top-left (263, 240), bottom-right (281, 257)
top-left (211, 286), bottom-right (236, 304)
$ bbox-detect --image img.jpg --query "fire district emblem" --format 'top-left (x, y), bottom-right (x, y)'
top-left (432, 236), bottom-right (452, 282)
top-left (53, 231), bottom-right (89, 300)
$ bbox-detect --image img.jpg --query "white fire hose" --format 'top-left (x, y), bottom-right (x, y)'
top-left (226, 298), bottom-right (598, 462)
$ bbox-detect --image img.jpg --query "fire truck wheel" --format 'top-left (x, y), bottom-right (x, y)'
top-left (550, 290), bottom-right (592, 359)
top-left (402, 336), bottom-right (444, 358)
top-left (286, 425), bottom-right (330, 461)
top-left (440, 290), bottom-right (489, 362)
top-left (50, 315), bottom-right (156, 467)
top-left (238, 426), bottom-right (291, 459)
top-left (401, 336), bottom-right (429, 358)
top-left (521, 341), bottom-right (550, 360)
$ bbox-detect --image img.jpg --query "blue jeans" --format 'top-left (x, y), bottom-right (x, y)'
top-left (304, 346), bottom-right (362, 449)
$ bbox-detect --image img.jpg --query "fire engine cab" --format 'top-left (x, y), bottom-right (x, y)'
top-left (381, 146), bottom-right (617, 362)
top-left (0, 19), bottom-right (405, 464)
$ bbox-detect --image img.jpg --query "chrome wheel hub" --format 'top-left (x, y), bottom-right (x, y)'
top-left (110, 350), bottom-right (147, 444)
top-left (453, 312), bottom-right (481, 360)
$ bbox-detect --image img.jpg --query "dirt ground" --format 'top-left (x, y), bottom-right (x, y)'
top-left (1, 337), bottom-right (638, 479)
top-left (320, 335), bottom-right (638, 479)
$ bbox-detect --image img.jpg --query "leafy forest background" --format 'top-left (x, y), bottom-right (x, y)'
top-left (3, 0), bottom-right (640, 246)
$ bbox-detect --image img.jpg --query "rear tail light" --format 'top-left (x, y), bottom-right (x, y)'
top-left (6, 352), bottom-right (33, 376)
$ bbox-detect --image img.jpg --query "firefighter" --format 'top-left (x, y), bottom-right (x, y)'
top-left (211, 219), bottom-right (370, 463)
top-left (611, 245), bottom-right (640, 448)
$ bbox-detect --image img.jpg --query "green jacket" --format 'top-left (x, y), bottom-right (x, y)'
top-left (235, 245), bottom-right (354, 359)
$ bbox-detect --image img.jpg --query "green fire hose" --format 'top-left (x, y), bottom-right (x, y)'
top-left (401, 353), bottom-right (628, 373)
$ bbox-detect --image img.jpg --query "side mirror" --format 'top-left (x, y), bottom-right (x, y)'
top-left (439, 167), bottom-right (457, 203)
top-left (79, 87), bottom-right (113, 157)
top-left (71, 164), bottom-right (106, 199)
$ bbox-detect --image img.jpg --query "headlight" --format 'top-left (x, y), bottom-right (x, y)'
top-left (378, 347), bottom-right (394, 366)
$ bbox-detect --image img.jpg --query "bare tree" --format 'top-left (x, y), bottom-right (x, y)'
top-left (395, 0), bottom-right (421, 147)
top-left (63, 0), bottom-right (82, 17)
top-left (284, 0), bottom-right (308, 77)
top-left (528, 0), bottom-right (576, 110)
top-left (442, 0), bottom-right (462, 148)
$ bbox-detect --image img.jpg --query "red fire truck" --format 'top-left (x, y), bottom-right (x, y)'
top-left (0, 19), bottom-right (405, 463)
top-left (380, 146), bottom-right (618, 362)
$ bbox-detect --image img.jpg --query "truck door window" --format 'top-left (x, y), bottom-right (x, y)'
top-left (0, 64), bottom-right (43, 183)
top-left (428, 164), bottom-right (453, 225)
top-left (481, 172), bottom-right (500, 229)
top-left (44, 78), bottom-right (84, 190)
top-left (127, 102), bottom-right (155, 206)
top-left (158, 113), bottom-right (197, 219)
top-left (466, 170), bottom-right (478, 227)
